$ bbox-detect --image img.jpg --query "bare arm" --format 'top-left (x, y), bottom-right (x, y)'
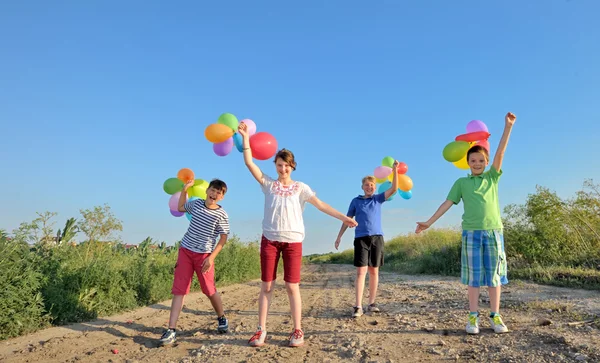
top-left (415, 200), bottom-right (454, 233)
top-left (334, 221), bottom-right (353, 250)
top-left (492, 112), bottom-right (516, 172)
top-left (308, 196), bottom-right (358, 228)
top-left (177, 180), bottom-right (194, 212)
top-left (238, 123), bottom-right (264, 184)
top-left (201, 234), bottom-right (227, 273)
top-left (384, 160), bottom-right (399, 200)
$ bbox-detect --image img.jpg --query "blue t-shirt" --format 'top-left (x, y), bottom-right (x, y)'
top-left (347, 192), bottom-right (386, 238)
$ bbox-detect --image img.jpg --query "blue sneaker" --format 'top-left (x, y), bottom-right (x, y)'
top-left (217, 316), bottom-right (229, 333)
top-left (159, 328), bottom-right (176, 345)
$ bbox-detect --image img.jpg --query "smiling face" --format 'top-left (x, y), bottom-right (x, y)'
top-left (362, 181), bottom-right (376, 197)
top-left (275, 157), bottom-right (293, 179)
top-left (204, 179), bottom-right (227, 207)
top-left (466, 145), bottom-right (490, 176)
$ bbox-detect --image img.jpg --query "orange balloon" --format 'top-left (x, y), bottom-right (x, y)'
top-left (177, 168), bottom-right (195, 183)
top-left (205, 123), bottom-right (234, 143)
top-left (397, 174), bottom-right (413, 192)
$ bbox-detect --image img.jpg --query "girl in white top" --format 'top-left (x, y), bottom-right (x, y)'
top-left (238, 122), bottom-right (357, 348)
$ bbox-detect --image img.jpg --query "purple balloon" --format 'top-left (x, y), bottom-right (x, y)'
top-left (170, 209), bottom-right (184, 217)
top-left (240, 119), bottom-right (257, 136)
top-left (168, 192), bottom-right (181, 211)
top-left (213, 137), bottom-right (234, 156)
top-left (466, 120), bottom-right (489, 133)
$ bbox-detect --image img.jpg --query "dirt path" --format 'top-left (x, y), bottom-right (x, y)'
top-left (2, 264), bottom-right (600, 362)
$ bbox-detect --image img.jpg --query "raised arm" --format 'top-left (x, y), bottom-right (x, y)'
top-left (238, 123), bottom-right (264, 184)
top-left (415, 199), bottom-right (454, 233)
top-left (178, 180), bottom-right (195, 213)
top-left (492, 112), bottom-right (516, 172)
top-left (384, 160), bottom-right (399, 200)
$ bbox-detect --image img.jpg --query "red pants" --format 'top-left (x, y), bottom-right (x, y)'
top-left (260, 235), bottom-right (302, 283)
top-left (172, 247), bottom-right (216, 296)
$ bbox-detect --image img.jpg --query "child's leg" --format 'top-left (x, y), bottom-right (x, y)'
top-left (282, 241), bottom-right (303, 331)
top-left (258, 236), bottom-right (280, 331)
top-left (462, 231), bottom-right (484, 312)
top-left (355, 267), bottom-right (367, 307)
top-left (169, 248), bottom-right (195, 329)
top-left (468, 287), bottom-right (480, 312)
top-left (208, 293), bottom-right (224, 317)
top-left (168, 295), bottom-right (185, 329)
top-left (367, 267), bottom-right (379, 305)
top-left (194, 253), bottom-right (223, 317)
top-left (489, 286), bottom-right (500, 313)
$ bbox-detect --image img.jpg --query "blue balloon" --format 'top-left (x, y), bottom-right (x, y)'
top-left (399, 190), bottom-right (412, 200)
top-left (378, 181), bottom-right (397, 201)
top-left (185, 197), bottom-right (199, 221)
top-left (233, 133), bottom-right (244, 152)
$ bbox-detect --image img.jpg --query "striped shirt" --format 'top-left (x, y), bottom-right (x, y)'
top-left (181, 199), bottom-right (230, 253)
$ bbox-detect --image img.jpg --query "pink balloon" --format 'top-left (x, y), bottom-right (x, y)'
top-left (466, 120), bottom-right (489, 133)
top-left (475, 139), bottom-right (491, 152)
top-left (374, 166), bottom-right (392, 179)
top-left (240, 119), bottom-right (257, 136)
top-left (213, 137), bottom-right (234, 157)
top-left (170, 209), bottom-right (184, 217)
top-left (169, 192), bottom-right (181, 211)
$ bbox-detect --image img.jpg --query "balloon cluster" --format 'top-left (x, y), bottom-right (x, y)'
top-left (162, 168), bottom-right (208, 221)
top-left (372, 156), bottom-right (413, 201)
top-left (442, 120), bottom-right (491, 170)
top-left (204, 113), bottom-right (278, 160)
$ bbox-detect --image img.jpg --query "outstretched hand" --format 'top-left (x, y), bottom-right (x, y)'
top-left (238, 122), bottom-right (249, 138)
top-left (343, 216), bottom-right (358, 228)
top-left (505, 112), bottom-right (516, 126)
top-left (415, 221), bottom-right (430, 234)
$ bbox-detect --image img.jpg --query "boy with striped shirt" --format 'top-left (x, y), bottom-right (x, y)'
top-left (159, 179), bottom-right (231, 346)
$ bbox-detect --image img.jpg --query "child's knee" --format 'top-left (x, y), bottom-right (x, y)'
top-left (368, 266), bottom-right (379, 274)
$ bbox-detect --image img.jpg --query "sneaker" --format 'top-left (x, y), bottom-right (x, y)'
top-left (466, 314), bottom-right (480, 335)
top-left (489, 314), bottom-right (509, 334)
top-left (367, 303), bottom-right (380, 313)
top-left (352, 306), bottom-right (364, 318)
top-left (288, 329), bottom-right (304, 347)
top-left (217, 316), bottom-right (229, 333)
top-left (159, 328), bottom-right (176, 345)
top-left (248, 326), bottom-right (266, 347)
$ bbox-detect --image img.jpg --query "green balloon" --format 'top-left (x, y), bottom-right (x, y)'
top-left (381, 156), bottom-right (394, 168)
top-left (163, 178), bottom-right (183, 195)
top-left (443, 141), bottom-right (471, 162)
top-left (217, 113), bottom-right (239, 131)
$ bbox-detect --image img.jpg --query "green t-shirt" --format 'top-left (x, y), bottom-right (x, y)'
top-left (446, 166), bottom-right (503, 230)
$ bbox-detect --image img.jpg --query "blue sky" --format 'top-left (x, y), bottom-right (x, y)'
top-left (1, 1), bottom-right (599, 255)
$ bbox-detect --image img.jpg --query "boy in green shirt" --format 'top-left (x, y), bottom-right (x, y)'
top-left (416, 112), bottom-right (516, 335)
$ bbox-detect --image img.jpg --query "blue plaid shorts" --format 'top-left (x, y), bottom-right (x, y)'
top-left (461, 230), bottom-right (508, 287)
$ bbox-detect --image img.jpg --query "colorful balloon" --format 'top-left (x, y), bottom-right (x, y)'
top-left (240, 119), bottom-right (257, 136)
top-left (375, 177), bottom-right (387, 184)
top-left (205, 123), bottom-right (234, 143)
top-left (169, 192), bottom-right (182, 211)
top-left (233, 133), bottom-right (244, 152)
top-left (396, 162), bottom-right (408, 175)
top-left (163, 178), bottom-right (184, 195)
top-left (213, 137), bottom-right (234, 157)
top-left (217, 113), bottom-right (238, 131)
top-left (443, 141), bottom-right (470, 162)
top-left (399, 190), bottom-right (412, 200)
top-left (453, 154), bottom-right (470, 170)
top-left (466, 120), bottom-right (489, 133)
top-left (188, 180), bottom-right (208, 199)
top-left (374, 166), bottom-right (392, 179)
top-left (250, 132), bottom-right (278, 160)
top-left (378, 181), bottom-right (397, 201)
top-left (397, 174), bottom-right (413, 192)
top-left (177, 168), bottom-right (195, 183)
top-left (381, 156), bottom-right (394, 168)
top-left (474, 139), bottom-right (490, 152)
top-left (186, 212), bottom-right (192, 221)
top-left (455, 131), bottom-right (491, 142)
top-left (170, 209), bottom-right (184, 217)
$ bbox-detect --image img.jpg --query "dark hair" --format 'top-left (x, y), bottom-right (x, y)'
top-left (273, 148), bottom-right (297, 170)
top-left (467, 145), bottom-right (489, 162)
top-left (208, 179), bottom-right (227, 194)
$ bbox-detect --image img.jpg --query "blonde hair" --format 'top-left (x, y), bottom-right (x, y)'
top-left (362, 176), bottom-right (377, 185)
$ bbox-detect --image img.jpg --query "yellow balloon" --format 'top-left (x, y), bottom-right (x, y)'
top-left (205, 123), bottom-right (234, 143)
top-left (375, 177), bottom-right (387, 184)
top-left (188, 179), bottom-right (209, 199)
top-left (397, 174), bottom-right (413, 192)
top-left (387, 171), bottom-right (395, 182)
top-left (453, 154), bottom-right (470, 170)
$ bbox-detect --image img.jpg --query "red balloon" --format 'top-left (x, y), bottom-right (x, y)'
top-left (250, 132), bottom-right (278, 160)
top-left (474, 139), bottom-right (490, 152)
top-left (396, 162), bottom-right (408, 174)
top-left (455, 131), bottom-right (491, 142)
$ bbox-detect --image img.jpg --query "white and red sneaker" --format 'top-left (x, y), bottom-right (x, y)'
top-left (288, 328), bottom-right (304, 347)
top-left (248, 326), bottom-right (266, 347)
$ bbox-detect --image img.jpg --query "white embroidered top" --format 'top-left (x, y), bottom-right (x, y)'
top-left (260, 175), bottom-right (316, 243)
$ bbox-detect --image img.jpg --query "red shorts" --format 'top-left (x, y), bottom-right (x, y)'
top-left (260, 235), bottom-right (302, 283)
top-left (172, 247), bottom-right (216, 296)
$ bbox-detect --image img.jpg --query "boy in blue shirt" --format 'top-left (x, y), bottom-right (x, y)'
top-left (335, 160), bottom-right (399, 317)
